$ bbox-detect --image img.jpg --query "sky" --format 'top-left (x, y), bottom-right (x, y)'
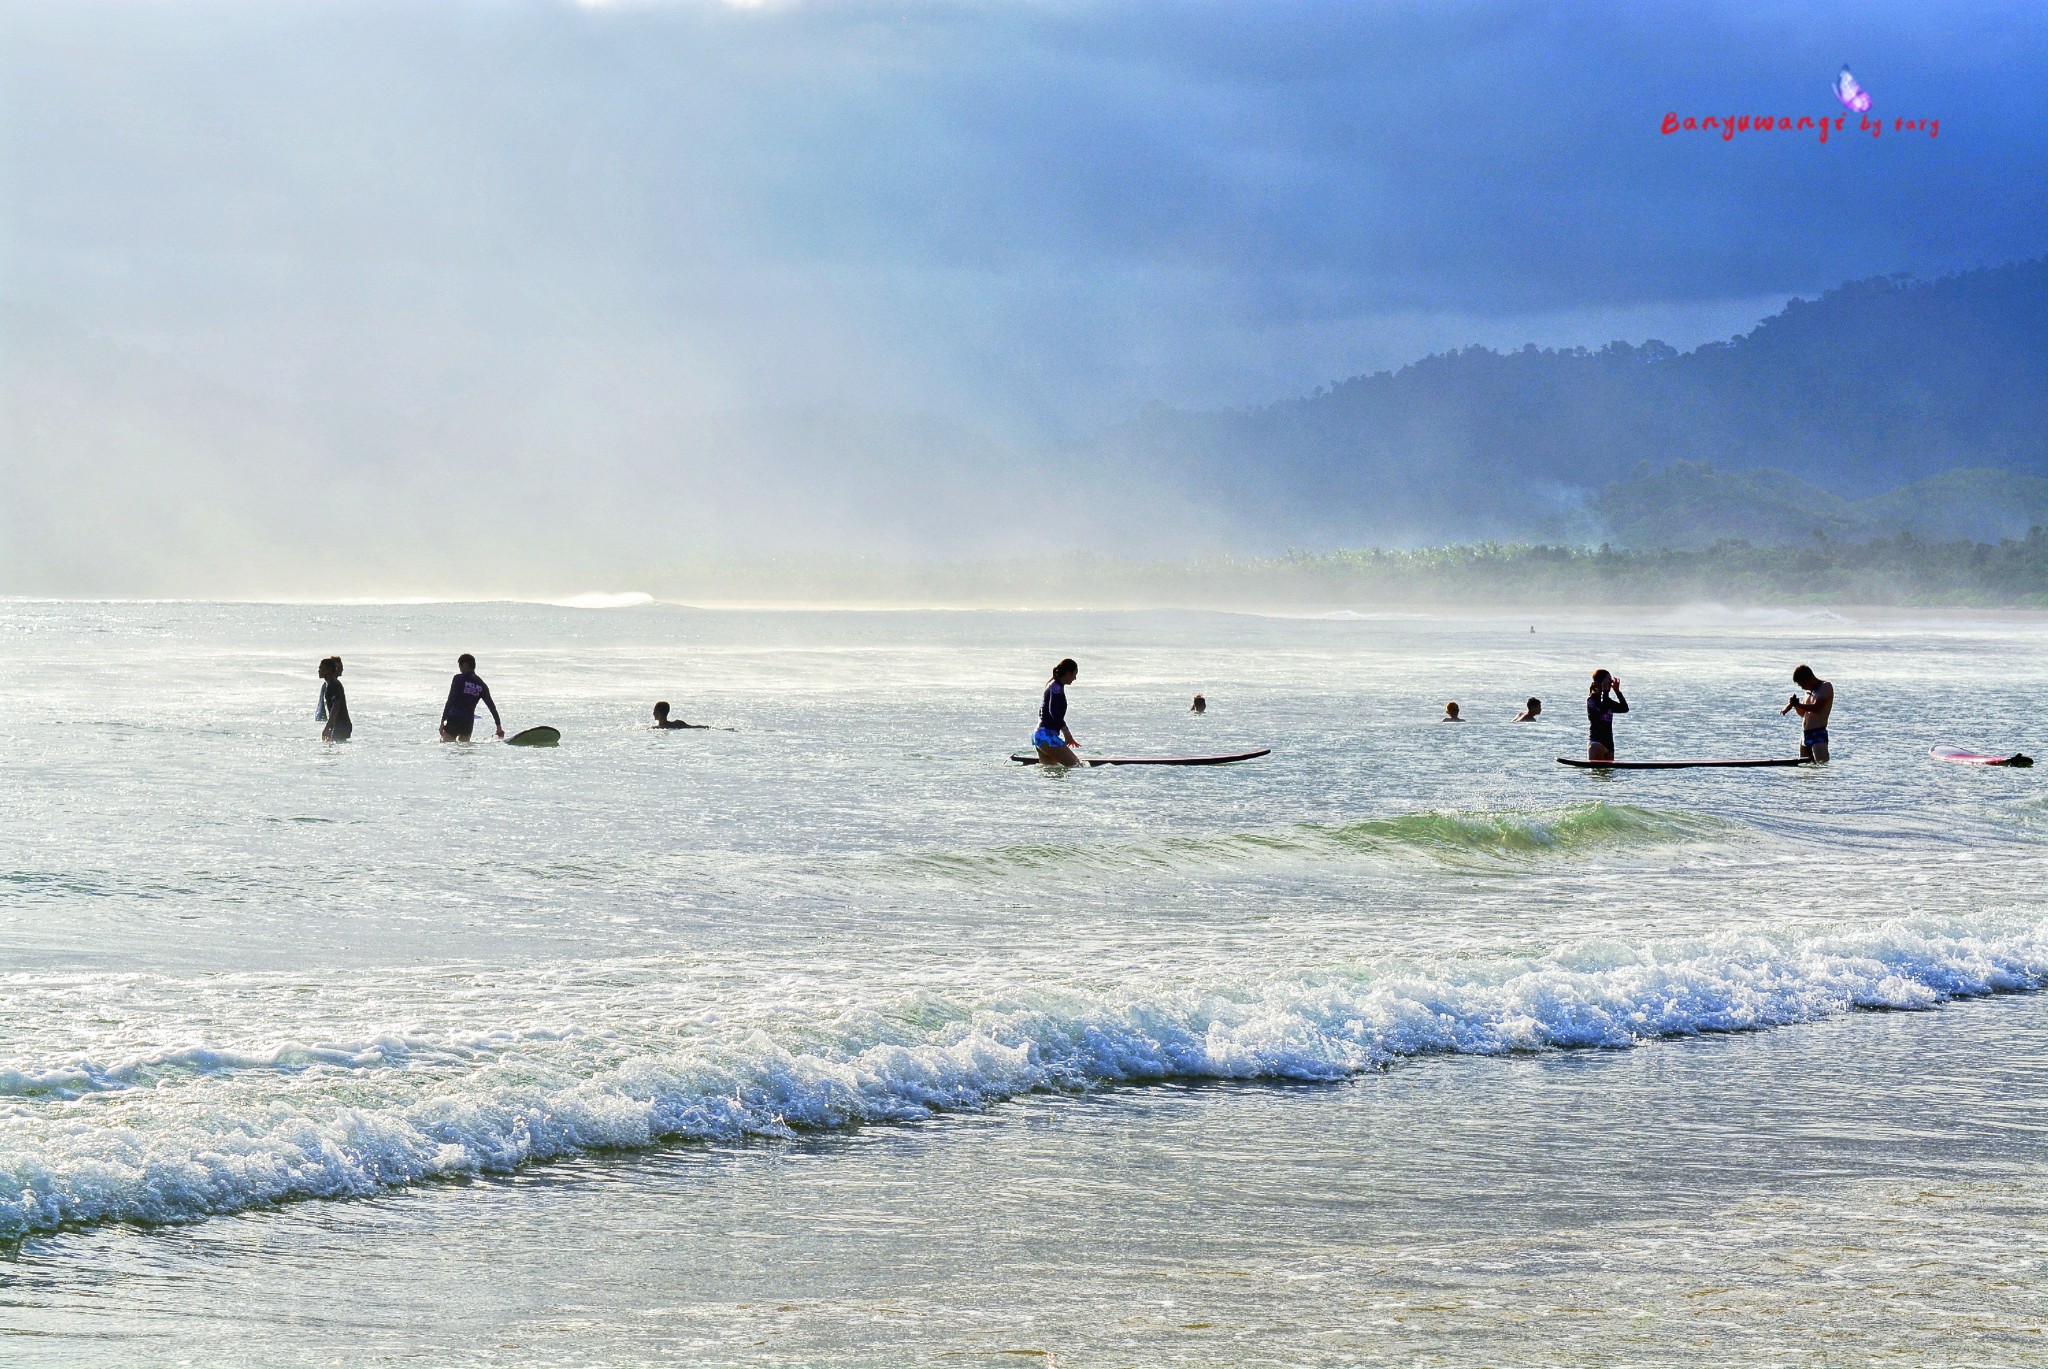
top-left (3, 0), bottom-right (2045, 593)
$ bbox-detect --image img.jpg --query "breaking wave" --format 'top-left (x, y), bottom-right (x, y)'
top-left (4, 914), bottom-right (2043, 1240)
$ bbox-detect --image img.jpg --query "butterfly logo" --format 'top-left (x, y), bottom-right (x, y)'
top-left (1834, 64), bottom-right (1872, 113)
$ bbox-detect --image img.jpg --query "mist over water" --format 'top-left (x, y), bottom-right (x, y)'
top-left (5, 2), bottom-right (2045, 596)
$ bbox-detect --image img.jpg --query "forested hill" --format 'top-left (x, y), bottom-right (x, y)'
top-left (1091, 259), bottom-right (2048, 547)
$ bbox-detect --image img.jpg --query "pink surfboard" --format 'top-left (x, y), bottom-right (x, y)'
top-left (1931, 745), bottom-right (2033, 767)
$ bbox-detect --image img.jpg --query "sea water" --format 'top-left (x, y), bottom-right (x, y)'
top-left (0, 601), bottom-right (2043, 1365)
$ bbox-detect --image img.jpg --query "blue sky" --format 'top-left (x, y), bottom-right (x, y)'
top-left (3, 0), bottom-right (2046, 589)
top-left (5, 0), bottom-right (2042, 432)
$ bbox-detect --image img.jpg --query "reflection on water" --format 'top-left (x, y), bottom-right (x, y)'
top-left (1, 603), bottom-right (2044, 1362)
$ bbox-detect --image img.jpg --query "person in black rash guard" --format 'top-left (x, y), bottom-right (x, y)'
top-left (440, 653), bottom-right (504, 742)
top-left (1586, 669), bottom-right (1628, 761)
top-left (1032, 658), bottom-right (1082, 765)
top-left (316, 656), bottom-right (352, 742)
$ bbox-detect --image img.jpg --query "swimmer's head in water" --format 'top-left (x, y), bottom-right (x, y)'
top-left (654, 701), bottom-right (671, 720)
top-left (1526, 697), bottom-right (1541, 714)
top-left (1444, 701), bottom-right (1460, 719)
top-left (458, 653), bottom-right (476, 672)
top-left (1191, 694), bottom-right (1206, 712)
top-left (1050, 658), bottom-right (1078, 684)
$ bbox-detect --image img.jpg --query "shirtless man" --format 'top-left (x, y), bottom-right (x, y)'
top-left (1780, 664), bottom-right (1833, 762)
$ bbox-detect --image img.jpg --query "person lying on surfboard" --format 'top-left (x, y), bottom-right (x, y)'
top-left (652, 701), bottom-right (707, 730)
top-left (1033, 658), bottom-right (1082, 765)
top-left (1514, 697), bottom-right (1542, 722)
top-left (1780, 664), bottom-right (1833, 762)
top-left (1587, 670), bottom-right (1628, 761)
top-left (440, 653), bottom-right (504, 742)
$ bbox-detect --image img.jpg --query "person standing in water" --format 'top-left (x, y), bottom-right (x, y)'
top-left (1190, 694), bottom-right (1207, 715)
top-left (1587, 669), bottom-right (1628, 761)
top-left (316, 656), bottom-right (352, 742)
top-left (440, 654), bottom-right (504, 742)
top-left (1033, 658), bottom-right (1082, 765)
top-left (1781, 663), bottom-right (1833, 762)
top-left (1514, 697), bottom-right (1542, 722)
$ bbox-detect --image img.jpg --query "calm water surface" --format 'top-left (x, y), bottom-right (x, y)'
top-left (1, 602), bottom-right (2043, 1365)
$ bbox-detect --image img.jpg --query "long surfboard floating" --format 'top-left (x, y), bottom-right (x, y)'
top-left (507, 726), bottom-right (562, 747)
top-left (1931, 745), bottom-right (2033, 767)
top-left (1010, 749), bottom-right (1270, 767)
top-left (1556, 756), bottom-right (1807, 770)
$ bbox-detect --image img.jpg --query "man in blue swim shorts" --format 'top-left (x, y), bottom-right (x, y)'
top-left (1781, 664), bottom-right (1833, 762)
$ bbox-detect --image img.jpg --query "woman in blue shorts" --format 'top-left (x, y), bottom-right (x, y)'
top-left (1034, 658), bottom-right (1082, 765)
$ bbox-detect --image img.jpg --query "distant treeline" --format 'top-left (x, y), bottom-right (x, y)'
top-left (653, 529), bottom-right (2048, 608)
top-left (1091, 260), bottom-right (2048, 546)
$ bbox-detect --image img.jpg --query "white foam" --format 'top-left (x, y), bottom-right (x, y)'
top-left (3, 915), bottom-right (2042, 1239)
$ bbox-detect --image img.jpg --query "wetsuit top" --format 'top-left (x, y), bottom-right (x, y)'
top-left (1587, 689), bottom-right (1628, 750)
top-left (443, 671), bottom-right (501, 728)
top-left (321, 679), bottom-right (352, 732)
top-left (1040, 681), bottom-right (1068, 735)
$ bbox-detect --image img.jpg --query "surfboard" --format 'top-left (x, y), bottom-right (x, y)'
top-left (1010, 749), bottom-right (1270, 767)
top-left (1556, 757), bottom-right (1807, 770)
top-left (1931, 745), bottom-right (2034, 767)
top-left (506, 726), bottom-right (561, 747)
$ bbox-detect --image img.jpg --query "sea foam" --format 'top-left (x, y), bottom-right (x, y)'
top-left (3, 916), bottom-right (2042, 1240)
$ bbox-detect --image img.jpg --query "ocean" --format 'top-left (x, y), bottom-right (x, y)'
top-left (2, 600), bottom-right (2044, 1365)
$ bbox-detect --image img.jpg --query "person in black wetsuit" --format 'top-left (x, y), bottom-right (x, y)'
top-left (440, 654), bottom-right (503, 742)
top-left (1586, 669), bottom-right (1628, 761)
top-left (652, 701), bottom-right (706, 730)
top-left (316, 656), bottom-right (352, 742)
top-left (1033, 658), bottom-right (1081, 765)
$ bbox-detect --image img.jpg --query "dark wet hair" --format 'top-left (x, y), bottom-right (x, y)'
top-left (1526, 697), bottom-right (1541, 711)
top-left (1793, 664), bottom-right (1816, 685)
top-left (317, 657), bottom-right (335, 679)
top-left (459, 654), bottom-right (476, 671)
top-left (329, 656), bottom-right (342, 676)
top-left (1445, 701), bottom-right (1460, 716)
top-left (1589, 669), bottom-right (1612, 695)
top-left (1049, 658), bottom-right (1078, 682)
top-left (653, 701), bottom-right (670, 717)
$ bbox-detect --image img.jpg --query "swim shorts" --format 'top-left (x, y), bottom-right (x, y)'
top-left (1032, 727), bottom-right (1066, 750)
top-left (1802, 728), bottom-right (1829, 752)
top-left (442, 721), bottom-right (474, 742)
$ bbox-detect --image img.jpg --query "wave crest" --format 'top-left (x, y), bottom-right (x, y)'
top-left (3, 916), bottom-right (2042, 1240)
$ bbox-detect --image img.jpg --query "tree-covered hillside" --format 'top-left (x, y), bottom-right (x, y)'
top-left (1093, 260), bottom-right (2048, 547)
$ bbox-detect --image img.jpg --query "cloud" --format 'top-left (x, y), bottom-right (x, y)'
top-left (1, 0), bottom-right (2044, 591)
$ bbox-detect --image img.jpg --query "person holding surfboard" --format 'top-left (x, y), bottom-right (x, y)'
top-left (1587, 670), bottom-right (1628, 761)
top-left (1034, 658), bottom-right (1082, 765)
top-left (1780, 664), bottom-right (1833, 762)
top-left (440, 654), bottom-right (504, 742)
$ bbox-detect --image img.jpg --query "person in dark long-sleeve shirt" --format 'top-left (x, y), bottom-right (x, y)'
top-left (1586, 669), bottom-right (1629, 761)
top-left (1032, 658), bottom-right (1082, 765)
top-left (440, 653), bottom-right (503, 742)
